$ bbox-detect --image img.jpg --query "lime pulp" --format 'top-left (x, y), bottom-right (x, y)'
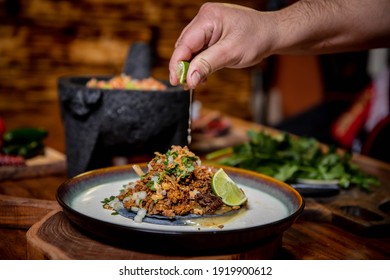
top-left (211, 168), bottom-right (247, 206)
top-left (176, 61), bottom-right (190, 85)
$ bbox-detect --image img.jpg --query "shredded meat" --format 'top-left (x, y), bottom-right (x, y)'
top-left (117, 145), bottom-right (235, 219)
top-left (195, 192), bottom-right (223, 213)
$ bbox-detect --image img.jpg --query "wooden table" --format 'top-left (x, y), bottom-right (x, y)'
top-left (1, 103), bottom-right (389, 260)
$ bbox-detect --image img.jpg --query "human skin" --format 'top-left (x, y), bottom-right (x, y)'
top-left (169, 0), bottom-right (390, 89)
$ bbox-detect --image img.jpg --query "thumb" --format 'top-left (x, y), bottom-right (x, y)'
top-left (186, 44), bottom-right (230, 89)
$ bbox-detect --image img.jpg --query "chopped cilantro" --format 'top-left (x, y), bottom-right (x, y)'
top-left (101, 195), bottom-right (116, 205)
top-left (146, 180), bottom-right (156, 191)
top-left (162, 147), bottom-right (199, 179)
top-left (207, 130), bottom-right (380, 191)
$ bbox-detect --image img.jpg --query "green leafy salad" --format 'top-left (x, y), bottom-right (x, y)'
top-left (206, 130), bottom-right (379, 191)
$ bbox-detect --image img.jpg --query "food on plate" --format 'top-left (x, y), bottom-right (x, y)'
top-left (206, 130), bottom-right (380, 191)
top-left (86, 74), bottom-right (167, 90)
top-left (102, 145), bottom-right (247, 223)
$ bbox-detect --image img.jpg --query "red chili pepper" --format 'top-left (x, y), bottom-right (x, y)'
top-left (0, 116), bottom-right (6, 150)
top-left (0, 154), bottom-right (25, 166)
top-left (0, 116), bottom-right (5, 137)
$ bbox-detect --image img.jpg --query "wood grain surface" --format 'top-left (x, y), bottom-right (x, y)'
top-left (0, 148), bottom-right (66, 181)
top-left (1, 102), bottom-right (390, 260)
top-left (0, 194), bottom-right (60, 229)
top-left (26, 210), bottom-right (282, 260)
top-left (24, 199), bottom-right (390, 260)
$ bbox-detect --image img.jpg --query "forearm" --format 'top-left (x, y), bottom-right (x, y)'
top-left (169, 1), bottom-right (390, 88)
top-left (271, 0), bottom-right (390, 55)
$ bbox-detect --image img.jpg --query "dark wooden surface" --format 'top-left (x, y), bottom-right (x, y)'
top-left (1, 102), bottom-right (390, 260)
top-left (26, 210), bottom-right (283, 260)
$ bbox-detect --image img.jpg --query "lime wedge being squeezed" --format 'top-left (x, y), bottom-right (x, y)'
top-left (176, 61), bottom-right (190, 85)
top-left (212, 168), bottom-right (247, 206)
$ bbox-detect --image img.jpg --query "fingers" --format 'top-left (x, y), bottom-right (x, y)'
top-left (170, 43), bottom-right (226, 89)
top-left (169, 43), bottom-right (196, 86)
top-left (184, 44), bottom-right (231, 89)
top-left (170, 35), bottom-right (246, 89)
top-left (169, 3), bottom-right (266, 89)
top-left (169, 3), bottom-right (223, 88)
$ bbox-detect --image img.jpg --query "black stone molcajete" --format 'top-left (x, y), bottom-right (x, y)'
top-left (58, 76), bottom-right (190, 178)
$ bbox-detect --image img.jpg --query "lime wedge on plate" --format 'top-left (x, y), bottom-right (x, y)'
top-left (212, 168), bottom-right (247, 206)
top-left (176, 61), bottom-right (190, 85)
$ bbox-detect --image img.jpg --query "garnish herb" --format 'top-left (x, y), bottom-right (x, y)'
top-left (146, 180), bottom-right (156, 191)
top-left (101, 195), bottom-right (118, 214)
top-left (162, 148), bottom-right (198, 179)
top-left (101, 195), bottom-right (116, 205)
top-left (206, 130), bottom-right (380, 191)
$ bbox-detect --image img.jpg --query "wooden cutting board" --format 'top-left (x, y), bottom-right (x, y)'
top-left (23, 171), bottom-right (390, 259)
top-left (7, 185), bottom-right (388, 260)
top-left (0, 194), bottom-right (61, 229)
top-left (297, 186), bottom-right (390, 237)
top-left (0, 147), bottom-right (66, 181)
top-left (26, 209), bottom-right (281, 260)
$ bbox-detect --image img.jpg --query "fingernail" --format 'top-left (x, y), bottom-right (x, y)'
top-left (169, 72), bottom-right (175, 85)
top-left (191, 71), bottom-right (201, 87)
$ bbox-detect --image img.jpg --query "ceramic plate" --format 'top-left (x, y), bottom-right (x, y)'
top-left (57, 163), bottom-right (304, 254)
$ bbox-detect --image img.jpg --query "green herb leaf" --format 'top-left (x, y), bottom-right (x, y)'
top-left (146, 180), bottom-right (156, 191)
top-left (163, 147), bottom-right (199, 179)
top-left (207, 130), bottom-right (380, 191)
top-left (101, 195), bottom-right (116, 204)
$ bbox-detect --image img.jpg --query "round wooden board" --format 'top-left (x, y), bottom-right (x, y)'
top-left (26, 210), bottom-right (281, 260)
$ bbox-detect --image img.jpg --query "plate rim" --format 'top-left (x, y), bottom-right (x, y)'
top-left (56, 163), bottom-right (305, 252)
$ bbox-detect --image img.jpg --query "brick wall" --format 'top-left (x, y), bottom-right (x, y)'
top-left (0, 0), bottom-right (267, 119)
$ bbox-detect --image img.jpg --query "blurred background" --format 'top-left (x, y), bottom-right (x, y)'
top-left (1, 0), bottom-right (389, 162)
